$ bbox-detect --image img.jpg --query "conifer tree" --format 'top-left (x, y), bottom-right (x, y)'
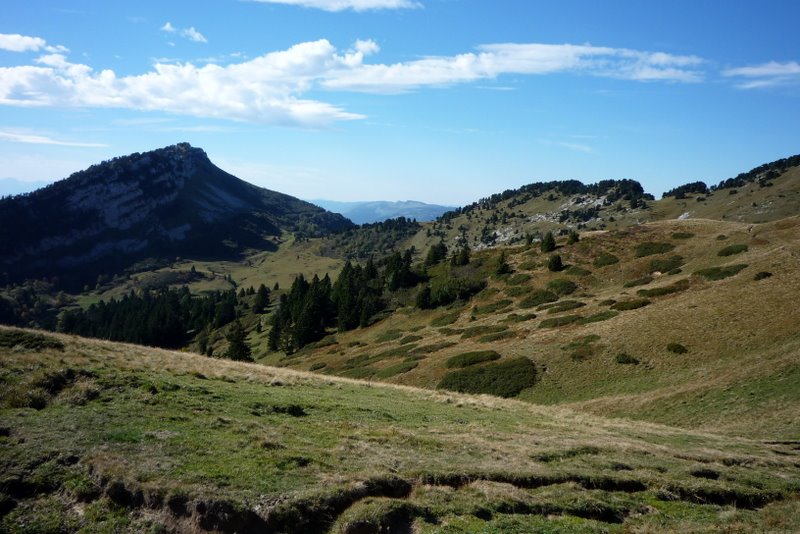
top-left (541, 231), bottom-right (557, 253)
top-left (224, 321), bottom-right (252, 361)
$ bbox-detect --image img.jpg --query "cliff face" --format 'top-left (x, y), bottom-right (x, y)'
top-left (0, 143), bottom-right (352, 287)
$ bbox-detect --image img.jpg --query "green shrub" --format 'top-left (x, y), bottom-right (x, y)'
top-left (754, 271), bottom-right (773, 281)
top-left (507, 273), bottom-right (531, 285)
top-left (637, 278), bottom-right (690, 298)
top-left (593, 254), bottom-right (619, 268)
top-left (375, 330), bottom-right (403, 343)
top-left (547, 254), bottom-right (564, 272)
top-left (410, 341), bottom-right (456, 354)
top-left (547, 279), bottom-right (577, 295)
top-left (635, 242), bottom-right (675, 257)
top-left (539, 315), bottom-right (583, 328)
top-left (445, 350), bottom-right (502, 369)
top-left (438, 357), bottom-right (536, 397)
top-left (398, 335), bottom-right (423, 345)
top-left (576, 311), bottom-right (619, 324)
top-left (518, 260), bottom-right (538, 271)
top-left (565, 266), bottom-right (591, 277)
top-left (650, 255), bottom-right (684, 273)
top-left (472, 299), bottom-right (513, 315)
top-left (543, 301), bottom-right (586, 314)
top-left (309, 362), bottom-right (327, 371)
top-left (718, 244), bottom-right (748, 257)
top-left (666, 343), bottom-right (688, 354)
top-left (623, 276), bottom-right (653, 288)
top-left (0, 329), bottom-right (64, 351)
top-left (667, 268), bottom-right (683, 275)
top-left (501, 313), bottom-right (537, 323)
top-left (505, 286), bottom-right (531, 297)
top-left (671, 232), bottom-right (695, 240)
top-left (598, 299), bottom-right (617, 306)
top-left (461, 325), bottom-right (507, 339)
top-left (611, 299), bottom-right (651, 311)
top-left (520, 290), bottom-right (559, 309)
top-left (374, 361), bottom-right (418, 379)
top-left (615, 353), bottom-right (640, 365)
top-left (477, 331), bottom-right (517, 343)
top-left (716, 234), bottom-right (728, 241)
top-left (430, 310), bottom-right (461, 327)
top-left (694, 264), bottom-right (748, 281)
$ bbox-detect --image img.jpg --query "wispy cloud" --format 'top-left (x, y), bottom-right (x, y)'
top-left (0, 38), bottom-right (704, 128)
top-left (0, 131), bottom-right (108, 147)
top-left (722, 60), bottom-right (800, 89)
top-left (0, 32), bottom-right (67, 53)
top-left (249, 0), bottom-right (421, 12)
top-left (160, 22), bottom-right (208, 43)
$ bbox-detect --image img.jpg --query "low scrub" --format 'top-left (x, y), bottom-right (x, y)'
top-left (539, 315), bottom-right (583, 328)
top-left (461, 325), bottom-right (508, 339)
top-left (637, 278), bottom-right (690, 298)
top-left (542, 300), bottom-right (586, 314)
top-left (410, 341), bottom-right (456, 355)
top-left (437, 357), bottom-right (536, 397)
top-left (445, 350), bottom-right (501, 369)
top-left (566, 266), bottom-right (591, 277)
top-left (615, 353), bottom-right (640, 365)
top-left (667, 343), bottom-right (688, 354)
top-left (501, 312), bottom-right (537, 323)
top-left (576, 311), bottom-right (619, 324)
top-left (593, 254), bottom-right (619, 268)
top-left (718, 244), bottom-right (748, 256)
top-left (519, 290), bottom-right (559, 309)
top-left (505, 286), bottom-right (531, 297)
top-left (472, 299), bottom-right (513, 315)
top-left (650, 255), bottom-right (684, 273)
top-left (309, 362), bottom-right (326, 371)
top-left (671, 232), bottom-right (695, 240)
top-left (375, 330), bottom-right (403, 343)
top-left (754, 271), bottom-right (773, 281)
top-left (694, 264), bottom-right (748, 281)
top-left (477, 331), bottom-right (517, 343)
top-left (374, 362), bottom-right (418, 379)
top-left (398, 335), bottom-right (423, 345)
top-left (506, 273), bottom-right (531, 286)
top-left (547, 279), bottom-right (577, 296)
top-left (635, 242), bottom-right (675, 257)
top-left (611, 299), bottom-right (651, 311)
top-left (430, 310), bottom-right (461, 327)
top-left (623, 276), bottom-right (653, 288)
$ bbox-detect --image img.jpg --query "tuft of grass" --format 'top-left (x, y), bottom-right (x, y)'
top-left (611, 299), bottom-right (651, 311)
top-left (694, 264), bottom-right (748, 281)
top-left (635, 242), bottom-right (675, 257)
top-left (506, 273), bottom-right (531, 286)
top-left (445, 350), bottom-right (502, 369)
top-left (565, 266), bottom-right (592, 277)
top-left (438, 357), bottom-right (536, 397)
top-left (753, 271), bottom-right (773, 281)
top-left (533, 446), bottom-right (602, 462)
top-left (718, 244), bottom-right (749, 257)
top-left (593, 254), bottom-right (619, 268)
top-left (519, 290), bottom-right (558, 309)
top-left (309, 362), bottom-right (327, 371)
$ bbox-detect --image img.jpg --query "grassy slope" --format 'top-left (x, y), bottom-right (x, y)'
top-left (1, 328), bottom-right (799, 533)
top-left (288, 216), bottom-right (800, 440)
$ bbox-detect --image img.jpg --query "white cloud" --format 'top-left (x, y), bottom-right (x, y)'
top-left (722, 61), bottom-right (800, 89)
top-left (0, 33), bottom-right (68, 54)
top-left (250, 0), bottom-right (421, 12)
top-left (0, 131), bottom-right (108, 147)
top-left (0, 39), bottom-right (704, 128)
top-left (161, 22), bottom-right (207, 43)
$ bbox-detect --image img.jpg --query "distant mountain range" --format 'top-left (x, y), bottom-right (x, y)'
top-left (309, 199), bottom-right (454, 225)
top-left (0, 143), bottom-right (352, 288)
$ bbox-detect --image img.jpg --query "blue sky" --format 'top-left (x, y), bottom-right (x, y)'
top-left (1, 0), bottom-right (799, 204)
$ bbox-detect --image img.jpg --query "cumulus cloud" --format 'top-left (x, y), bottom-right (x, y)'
top-left (0, 39), bottom-right (704, 127)
top-left (0, 131), bottom-right (108, 147)
top-left (250, 0), bottom-right (421, 11)
top-left (0, 32), bottom-right (68, 53)
top-left (160, 22), bottom-right (208, 43)
top-left (722, 61), bottom-right (800, 89)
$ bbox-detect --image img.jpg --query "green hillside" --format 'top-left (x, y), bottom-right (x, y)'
top-left (2, 327), bottom-right (799, 533)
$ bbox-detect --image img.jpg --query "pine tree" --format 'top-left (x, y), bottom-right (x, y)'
top-left (548, 254), bottom-right (563, 272)
top-left (253, 283), bottom-right (270, 313)
top-left (541, 231), bottom-right (556, 253)
top-left (224, 321), bottom-right (252, 361)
